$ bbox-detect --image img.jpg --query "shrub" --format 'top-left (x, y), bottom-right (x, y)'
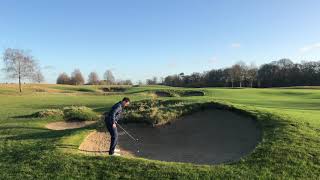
top-left (100, 86), bottom-right (128, 92)
top-left (153, 89), bottom-right (205, 97)
top-left (34, 109), bottom-right (64, 118)
top-left (154, 91), bottom-right (177, 97)
top-left (181, 90), bottom-right (205, 96)
top-left (63, 106), bottom-right (99, 121)
top-left (122, 99), bottom-right (209, 126)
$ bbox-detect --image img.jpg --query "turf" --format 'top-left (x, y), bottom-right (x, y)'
top-left (0, 84), bottom-right (319, 179)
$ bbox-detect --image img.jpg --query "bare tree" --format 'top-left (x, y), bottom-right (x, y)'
top-left (2, 48), bottom-right (38, 92)
top-left (57, 72), bottom-right (71, 84)
top-left (104, 70), bottom-right (115, 85)
top-left (146, 79), bottom-right (153, 85)
top-left (124, 80), bottom-right (133, 85)
top-left (71, 69), bottom-right (84, 85)
top-left (152, 77), bottom-right (158, 84)
top-left (247, 63), bottom-right (258, 88)
top-left (160, 77), bottom-right (164, 84)
top-left (235, 61), bottom-right (248, 88)
top-left (228, 66), bottom-right (239, 88)
top-left (88, 72), bottom-right (100, 85)
top-left (32, 69), bottom-right (45, 83)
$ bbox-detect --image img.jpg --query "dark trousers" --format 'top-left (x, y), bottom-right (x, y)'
top-left (106, 122), bottom-right (118, 155)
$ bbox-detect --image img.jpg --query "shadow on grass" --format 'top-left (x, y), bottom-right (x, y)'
top-left (0, 126), bottom-right (46, 131)
top-left (2, 125), bottom-right (96, 141)
top-left (55, 143), bottom-right (79, 150)
top-left (11, 114), bottom-right (37, 119)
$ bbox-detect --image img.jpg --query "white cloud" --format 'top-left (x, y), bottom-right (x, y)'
top-left (231, 43), bottom-right (241, 48)
top-left (299, 42), bottom-right (320, 53)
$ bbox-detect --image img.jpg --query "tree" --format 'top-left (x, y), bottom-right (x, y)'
top-left (124, 80), bottom-right (133, 85)
top-left (258, 64), bottom-right (279, 87)
top-left (146, 79), bottom-right (154, 85)
top-left (247, 63), bottom-right (258, 88)
top-left (104, 70), bottom-right (115, 84)
top-left (70, 69), bottom-right (84, 85)
top-left (56, 72), bottom-right (70, 84)
top-left (229, 65), bottom-right (240, 87)
top-left (152, 77), bottom-right (158, 84)
top-left (87, 72), bottom-right (100, 85)
top-left (2, 48), bottom-right (38, 92)
top-left (32, 69), bottom-right (45, 83)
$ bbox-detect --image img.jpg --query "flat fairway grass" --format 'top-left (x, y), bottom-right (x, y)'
top-left (0, 84), bottom-right (319, 179)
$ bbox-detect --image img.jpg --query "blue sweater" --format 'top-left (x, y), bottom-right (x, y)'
top-left (106, 101), bottom-right (123, 125)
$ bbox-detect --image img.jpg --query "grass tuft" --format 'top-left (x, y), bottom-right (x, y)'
top-left (63, 106), bottom-right (100, 121)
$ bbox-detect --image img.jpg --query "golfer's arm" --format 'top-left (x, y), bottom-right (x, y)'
top-left (111, 106), bottom-right (121, 124)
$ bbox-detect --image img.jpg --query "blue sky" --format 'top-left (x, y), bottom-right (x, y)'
top-left (1, 0), bottom-right (320, 84)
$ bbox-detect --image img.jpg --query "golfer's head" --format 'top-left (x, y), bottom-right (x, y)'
top-left (122, 97), bottom-right (130, 107)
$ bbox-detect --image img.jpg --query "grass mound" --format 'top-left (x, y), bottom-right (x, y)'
top-left (122, 100), bottom-right (212, 126)
top-left (153, 89), bottom-right (205, 97)
top-left (34, 109), bottom-right (64, 118)
top-left (63, 106), bottom-right (99, 121)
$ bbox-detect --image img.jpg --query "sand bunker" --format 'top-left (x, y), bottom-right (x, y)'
top-left (78, 131), bottom-right (132, 156)
top-left (80, 109), bottom-right (261, 165)
top-left (45, 121), bottom-right (97, 130)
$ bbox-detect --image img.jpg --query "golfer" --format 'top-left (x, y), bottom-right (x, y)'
top-left (104, 97), bottom-right (130, 156)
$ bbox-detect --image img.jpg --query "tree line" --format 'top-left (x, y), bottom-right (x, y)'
top-left (162, 59), bottom-right (320, 88)
top-left (56, 69), bottom-right (132, 85)
top-left (1, 48), bottom-right (133, 93)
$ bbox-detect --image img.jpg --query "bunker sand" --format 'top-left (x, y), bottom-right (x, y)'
top-left (45, 121), bottom-right (97, 130)
top-left (78, 131), bottom-right (133, 155)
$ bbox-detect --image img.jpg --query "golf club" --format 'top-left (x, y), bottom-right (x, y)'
top-left (116, 123), bottom-right (139, 142)
top-left (116, 123), bottom-right (141, 153)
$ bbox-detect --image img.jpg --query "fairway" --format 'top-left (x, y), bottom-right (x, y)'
top-left (0, 85), bottom-right (319, 179)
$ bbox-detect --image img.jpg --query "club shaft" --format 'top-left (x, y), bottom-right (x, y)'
top-left (116, 123), bottom-right (137, 141)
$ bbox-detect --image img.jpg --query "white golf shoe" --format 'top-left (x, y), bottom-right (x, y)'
top-left (115, 149), bottom-right (121, 153)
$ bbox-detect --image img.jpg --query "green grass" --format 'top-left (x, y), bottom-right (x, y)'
top-left (0, 84), bottom-right (319, 179)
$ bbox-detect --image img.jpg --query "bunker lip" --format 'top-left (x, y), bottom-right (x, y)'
top-left (45, 121), bottom-right (97, 130)
top-left (79, 109), bottom-right (261, 165)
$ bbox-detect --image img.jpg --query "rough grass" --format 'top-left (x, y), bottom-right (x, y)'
top-left (153, 89), bottom-right (205, 97)
top-left (0, 84), bottom-right (319, 179)
top-left (122, 99), bottom-right (213, 126)
top-left (63, 106), bottom-right (100, 121)
top-left (100, 86), bottom-right (129, 92)
top-left (34, 109), bottom-right (64, 118)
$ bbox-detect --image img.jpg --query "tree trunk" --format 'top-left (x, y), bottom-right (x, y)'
top-left (19, 75), bottom-right (22, 93)
top-left (231, 80), bottom-right (234, 88)
top-left (240, 81), bottom-right (242, 88)
top-left (18, 61), bottom-right (22, 93)
top-left (250, 80), bottom-right (253, 88)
